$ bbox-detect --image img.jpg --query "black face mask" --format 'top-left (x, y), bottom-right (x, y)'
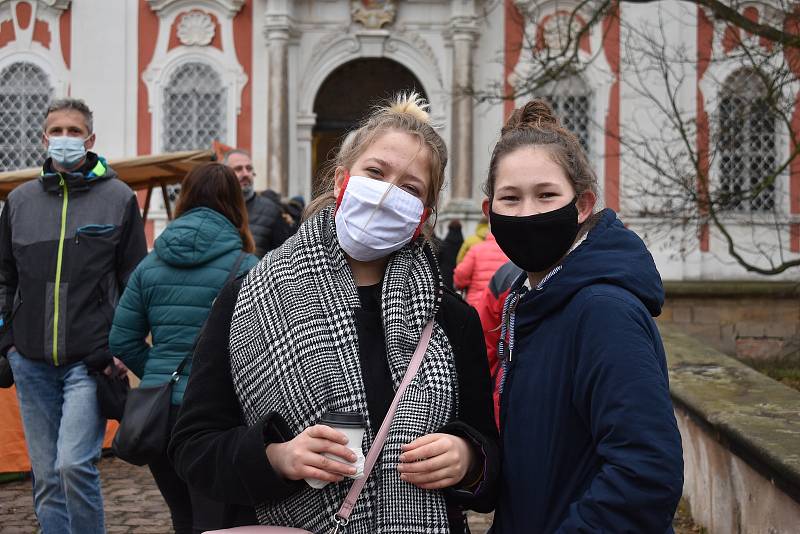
top-left (490, 198), bottom-right (580, 273)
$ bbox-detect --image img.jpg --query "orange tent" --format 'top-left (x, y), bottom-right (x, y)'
top-left (0, 387), bottom-right (118, 474)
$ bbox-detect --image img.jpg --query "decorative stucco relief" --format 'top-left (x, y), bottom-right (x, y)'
top-left (351, 0), bottom-right (396, 30)
top-left (387, 32), bottom-right (442, 85)
top-left (147, 0), bottom-right (243, 17)
top-left (177, 11), bottom-right (215, 46)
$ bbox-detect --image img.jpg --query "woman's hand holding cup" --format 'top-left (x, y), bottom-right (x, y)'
top-left (266, 424), bottom-right (358, 484)
top-left (397, 433), bottom-right (475, 490)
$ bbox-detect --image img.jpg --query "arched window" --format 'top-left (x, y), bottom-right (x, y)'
top-left (542, 76), bottom-right (592, 153)
top-left (0, 62), bottom-right (52, 171)
top-left (162, 62), bottom-right (226, 152)
top-left (717, 69), bottom-right (776, 212)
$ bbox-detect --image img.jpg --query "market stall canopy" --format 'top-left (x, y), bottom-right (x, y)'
top-left (0, 149), bottom-right (216, 200)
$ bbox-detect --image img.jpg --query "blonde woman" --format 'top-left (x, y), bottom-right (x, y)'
top-left (169, 94), bottom-right (499, 533)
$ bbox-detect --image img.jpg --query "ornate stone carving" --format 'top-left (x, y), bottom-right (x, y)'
top-left (39, 0), bottom-right (71, 10)
top-left (351, 0), bottom-right (396, 30)
top-left (540, 11), bottom-right (583, 53)
top-left (147, 0), bottom-right (244, 17)
top-left (0, 0), bottom-right (71, 10)
top-left (177, 11), bottom-right (215, 46)
top-left (310, 32), bottom-right (361, 66)
top-left (387, 32), bottom-right (443, 85)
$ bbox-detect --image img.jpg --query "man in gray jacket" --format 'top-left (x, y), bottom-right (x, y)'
top-left (0, 98), bottom-right (147, 533)
top-left (224, 149), bottom-right (291, 257)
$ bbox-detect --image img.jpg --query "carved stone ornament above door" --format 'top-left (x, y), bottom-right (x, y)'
top-left (351, 0), bottom-right (396, 30)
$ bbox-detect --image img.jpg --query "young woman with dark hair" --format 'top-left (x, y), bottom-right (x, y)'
top-left (486, 100), bottom-right (684, 533)
top-left (109, 163), bottom-right (258, 533)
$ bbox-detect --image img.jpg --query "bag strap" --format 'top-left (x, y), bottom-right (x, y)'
top-left (332, 320), bottom-right (435, 527)
top-left (171, 251), bottom-right (248, 380)
top-left (224, 251), bottom-right (249, 287)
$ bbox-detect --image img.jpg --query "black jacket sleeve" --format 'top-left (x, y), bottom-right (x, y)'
top-left (115, 195), bottom-right (148, 290)
top-left (168, 278), bottom-right (304, 505)
top-left (436, 289), bottom-right (500, 513)
top-left (0, 205), bottom-right (17, 355)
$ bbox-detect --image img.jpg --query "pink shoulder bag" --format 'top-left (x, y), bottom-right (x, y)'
top-left (205, 321), bottom-right (435, 534)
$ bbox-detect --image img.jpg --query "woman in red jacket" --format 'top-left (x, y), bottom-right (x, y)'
top-left (453, 205), bottom-right (509, 308)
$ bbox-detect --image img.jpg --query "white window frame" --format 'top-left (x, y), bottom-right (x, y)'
top-left (141, 3), bottom-right (248, 154)
top-left (715, 68), bottom-right (778, 213)
top-left (160, 60), bottom-right (227, 152)
top-left (537, 74), bottom-right (593, 154)
top-left (0, 60), bottom-right (53, 171)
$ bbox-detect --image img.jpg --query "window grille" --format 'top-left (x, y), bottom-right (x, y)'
top-left (162, 62), bottom-right (226, 152)
top-left (717, 69), bottom-right (776, 212)
top-left (0, 62), bottom-right (52, 171)
top-left (542, 76), bottom-right (592, 152)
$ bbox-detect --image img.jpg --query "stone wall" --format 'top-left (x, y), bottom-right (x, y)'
top-left (663, 326), bottom-right (800, 533)
top-left (676, 409), bottom-right (800, 533)
top-left (659, 282), bottom-right (800, 360)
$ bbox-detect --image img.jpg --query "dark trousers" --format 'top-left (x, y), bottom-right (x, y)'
top-left (148, 405), bottom-right (235, 534)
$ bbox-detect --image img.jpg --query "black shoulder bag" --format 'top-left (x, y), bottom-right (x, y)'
top-left (112, 252), bottom-right (247, 466)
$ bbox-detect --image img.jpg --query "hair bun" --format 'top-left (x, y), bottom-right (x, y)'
top-left (388, 92), bottom-right (431, 124)
top-left (501, 99), bottom-right (559, 136)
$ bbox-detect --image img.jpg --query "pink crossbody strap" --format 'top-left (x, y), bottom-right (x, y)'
top-left (334, 320), bottom-right (434, 523)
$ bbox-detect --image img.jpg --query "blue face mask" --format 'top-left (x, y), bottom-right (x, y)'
top-left (47, 135), bottom-right (88, 168)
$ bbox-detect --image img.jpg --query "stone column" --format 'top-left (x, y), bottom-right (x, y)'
top-left (449, 20), bottom-right (477, 200)
top-left (442, 1), bottom-right (481, 233)
top-left (264, 0), bottom-right (291, 195)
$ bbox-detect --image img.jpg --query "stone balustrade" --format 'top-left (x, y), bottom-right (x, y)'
top-left (663, 325), bottom-right (800, 533)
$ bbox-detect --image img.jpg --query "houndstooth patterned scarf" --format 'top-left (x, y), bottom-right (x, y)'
top-left (228, 205), bottom-right (457, 534)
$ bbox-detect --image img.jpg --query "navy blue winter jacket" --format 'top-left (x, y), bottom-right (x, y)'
top-left (491, 209), bottom-right (683, 534)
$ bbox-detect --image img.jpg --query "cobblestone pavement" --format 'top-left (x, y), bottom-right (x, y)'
top-left (2, 456), bottom-right (699, 533)
top-left (0, 456), bottom-right (493, 534)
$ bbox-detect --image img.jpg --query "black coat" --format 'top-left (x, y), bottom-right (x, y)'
top-left (437, 225), bottom-right (464, 290)
top-left (245, 193), bottom-right (291, 257)
top-left (168, 277), bottom-right (499, 532)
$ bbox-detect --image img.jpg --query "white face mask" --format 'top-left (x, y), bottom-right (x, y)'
top-left (335, 174), bottom-right (426, 262)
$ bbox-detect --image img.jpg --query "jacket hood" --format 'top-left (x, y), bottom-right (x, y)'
top-left (514, 209), bottom-right (664, 332)
top-left (475, 222), bottom-right (489, 239)
top-left (155, 207), bottom-right (244, 267)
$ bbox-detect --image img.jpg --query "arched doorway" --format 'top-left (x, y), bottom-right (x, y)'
top-left (311, 58), bottom-right (427, 194)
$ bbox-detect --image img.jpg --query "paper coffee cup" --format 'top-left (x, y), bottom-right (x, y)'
top-left (305, 411), bottom-right (366, 490)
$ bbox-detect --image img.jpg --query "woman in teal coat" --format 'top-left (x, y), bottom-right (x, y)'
top-left (109, 163), bottom-right (258, 534)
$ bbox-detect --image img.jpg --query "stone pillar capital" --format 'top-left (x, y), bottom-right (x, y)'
top-left (263, 15), bottom-right (292, 42)
top-left (448, 0), bottom-right (479, 38)
top-left (449, 17), bottom-right (479, 38)
top-left (263, 0), bottom-right (293, 41)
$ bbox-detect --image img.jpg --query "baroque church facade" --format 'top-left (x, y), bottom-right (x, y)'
top-left (0, 0), bottom-right (798, 280)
